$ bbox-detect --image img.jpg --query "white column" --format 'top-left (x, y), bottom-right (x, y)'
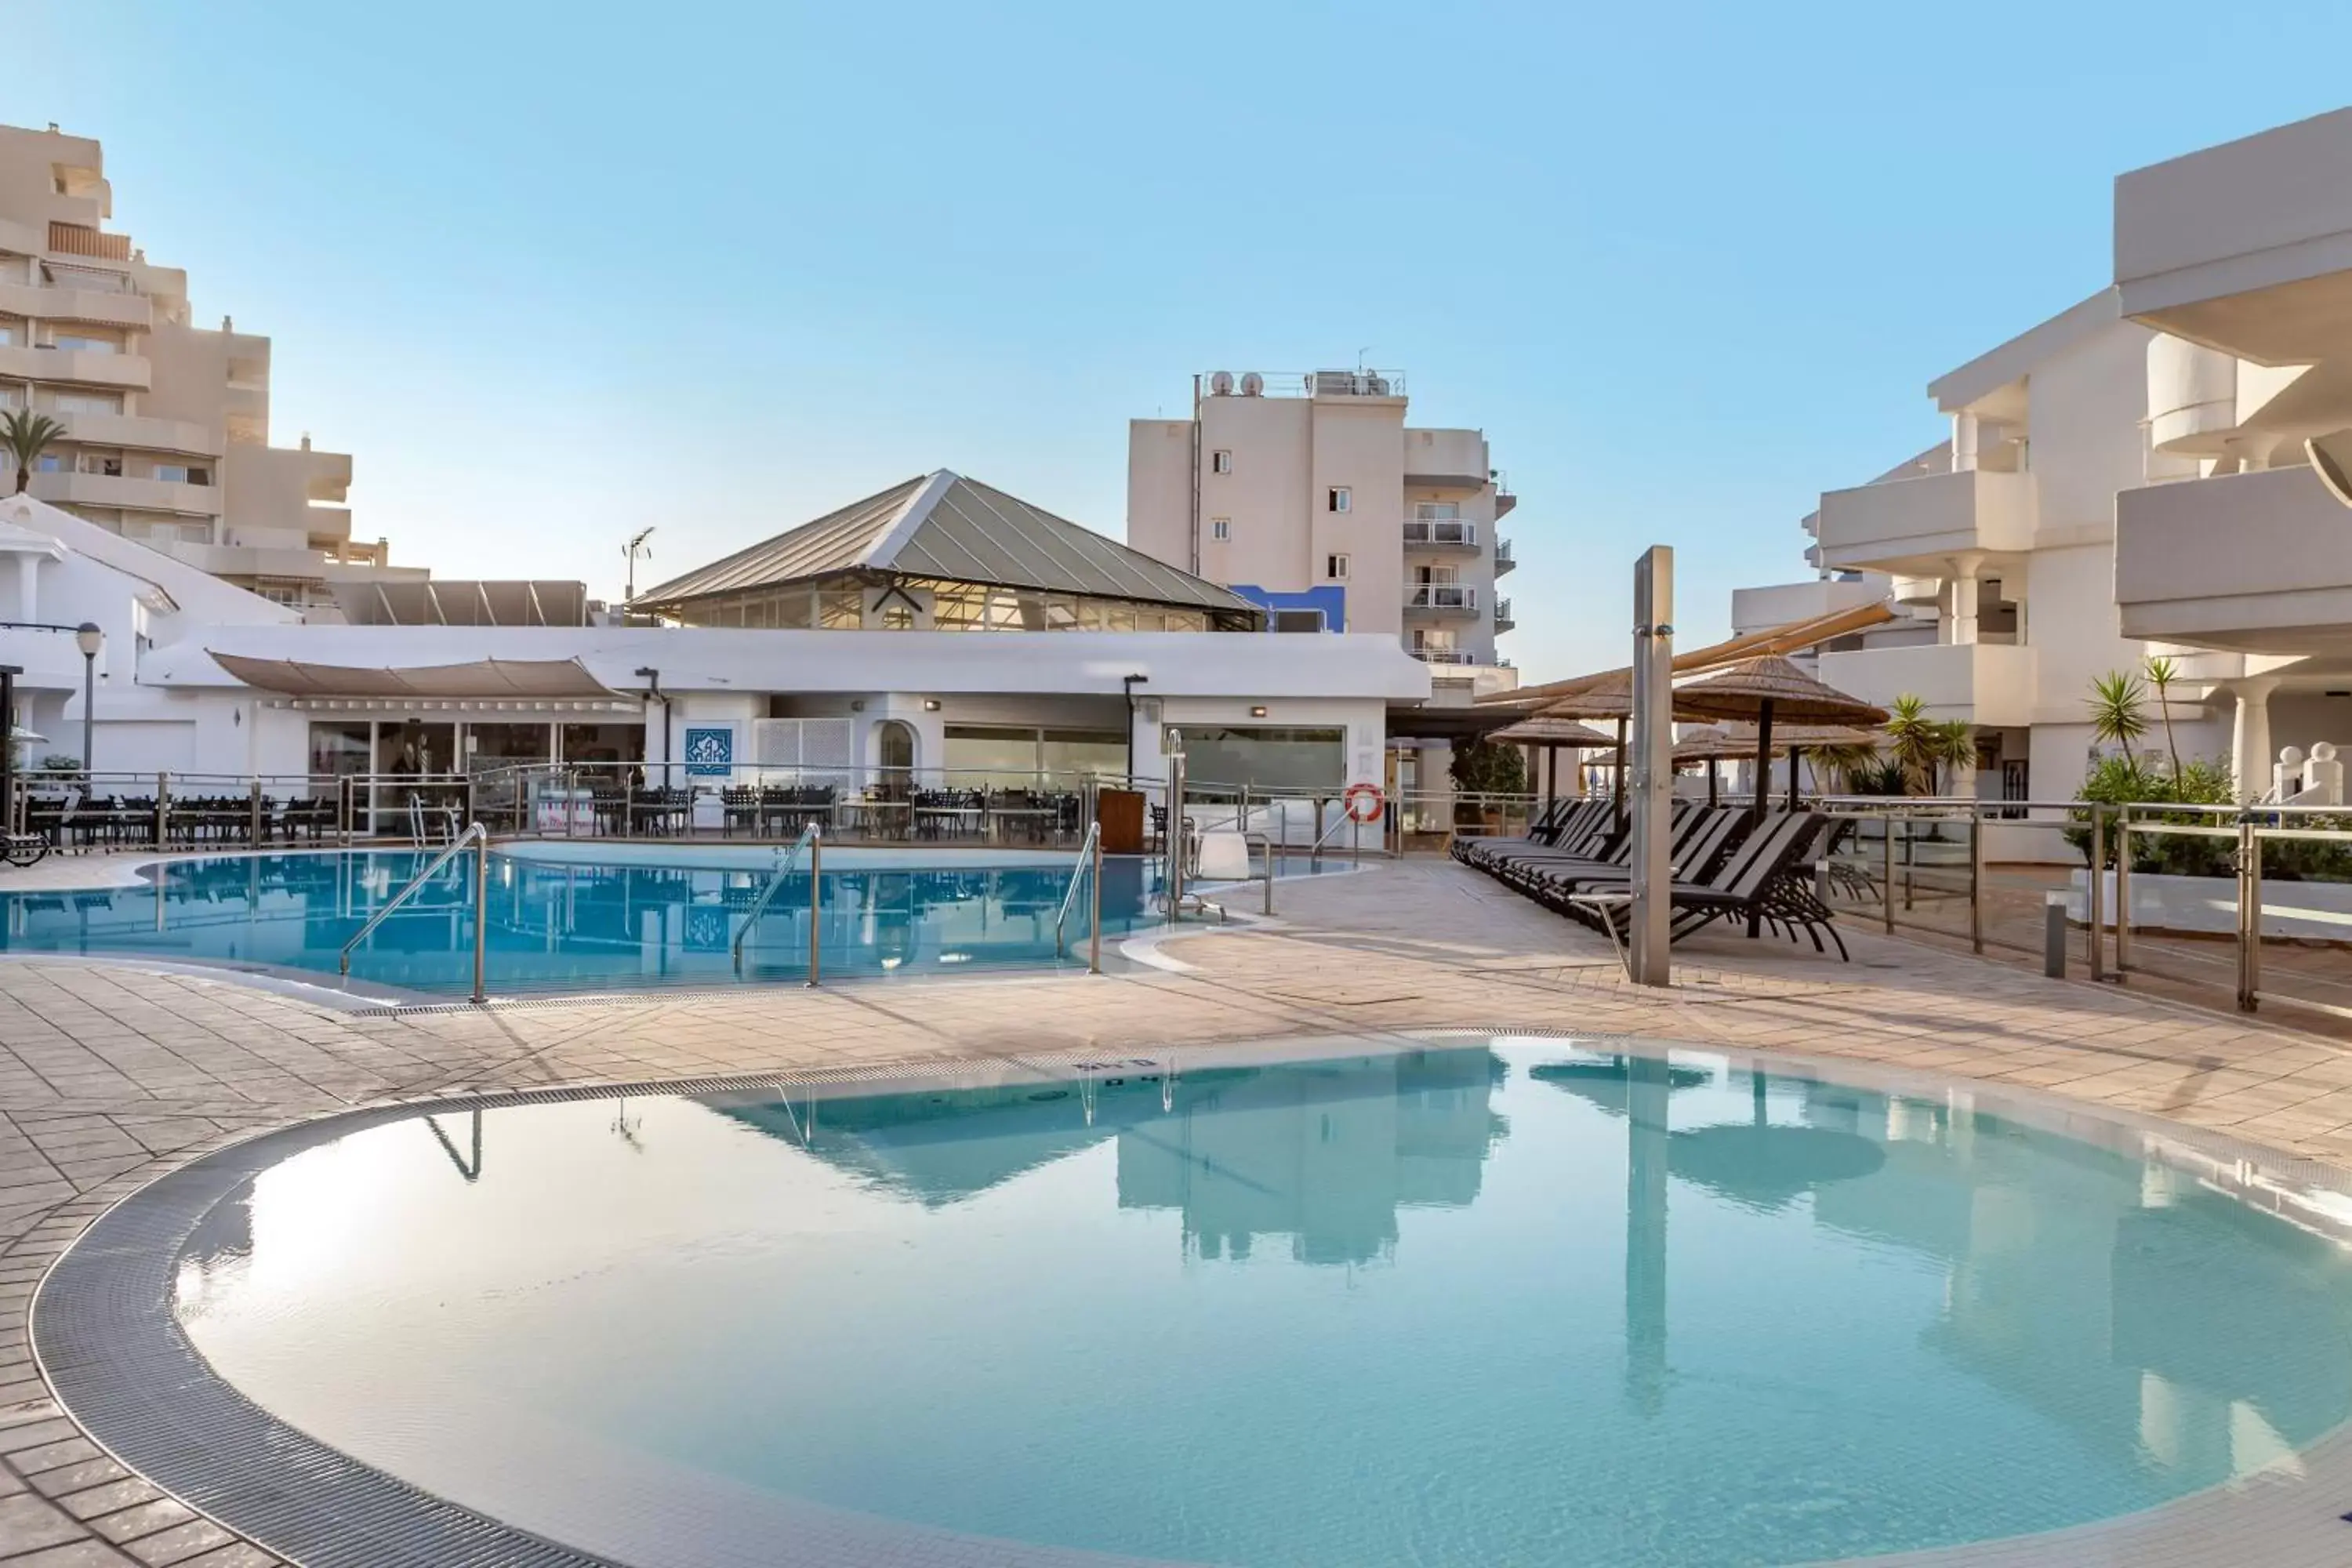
top-left (2230, 677), bottom-right (2281, 802)
top-left (1952, 412), bottom-right (1980, 473)
top-left (13, 553), bottom-right (34, 624)
top-left (1944, 552), bottom-right (1984, 647)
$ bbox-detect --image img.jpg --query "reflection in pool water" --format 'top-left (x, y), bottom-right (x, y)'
top-left (175, 1039), bottom-right (2352, 1567)
top-left (0, 849), bottom-right (1185, 994)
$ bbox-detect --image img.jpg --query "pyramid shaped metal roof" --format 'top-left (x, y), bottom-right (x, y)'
top-left (634, 470), bottom-right (1257, 614)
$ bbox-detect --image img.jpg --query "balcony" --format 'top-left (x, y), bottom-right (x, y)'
top-left (1815, 641), bottom-right (2038, 728)
top-left (1494, 536), bottom-right (1515, 576)
top-left (27, 470), bottom-right (223, 517)
top-left (2114, 465), bottom-right (2352, 655)
top-left (1493, 596), bottom-right (1515, 632)
top-left (1406, 584), bottom-right (1479, 618)
top-left (1403, 427), bottom-right (1490, 488)
top-left (1814, 468), bottom-right (2035, 574)
top-left (1729, 577), bottom-right (1885, 637)
top-left (1495, 485), bottom-right (1516, 520)
top-left (1412, 648), bottom-right (1475, 664)
top-left (0, 343), bottom-right (150, 391)
top-left (0, 279), bottom-right (150, 331)
top-left (53, 410), bottom-right (220, 456)
top-left (1403, 519), bottom-right (1479, 550)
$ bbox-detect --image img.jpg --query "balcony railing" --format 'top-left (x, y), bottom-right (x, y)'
top-left (1493, 597), bottom-right (1514, 628)
top-left (1406, 584), bottom-right (1478, 612)
top-left (1494, 537), bottom-right (1515, 574)
top-left (47, 222), bottom-right (130, 262)
top-left (1412, 648), bottom-right (1475, 664)
top-left (1403, 520), bottom-right (1479, 547)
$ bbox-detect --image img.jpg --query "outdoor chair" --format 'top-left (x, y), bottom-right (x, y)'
top-left (1519, 807), bottom-right (1753, 908)
top-left (1567, 811), bottom-right (1849, 960)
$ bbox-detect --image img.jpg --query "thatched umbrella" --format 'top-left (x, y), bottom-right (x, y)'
top-left (1490, 714), bottom-right (1617, 806)
top-left (1767, 722), bottom-right (1882, 809)
top-left (1669, 655), bottom-right (1887, 828)
top-left (1672, 724), bottom-right (1783, 808)
top-left (1537, 670), bottom-right (1637, 829)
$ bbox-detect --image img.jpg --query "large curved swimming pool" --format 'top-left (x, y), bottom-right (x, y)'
top-left (85, 1034), bottom-right (2352, 1566)
top-left (0, 844), bottom-right (1271, 995)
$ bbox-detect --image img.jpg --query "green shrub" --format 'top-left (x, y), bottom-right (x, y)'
top-left (2066, 754), bottom-right (2236, 876)
top-left (1450, 739), bottom-right (1527, 798)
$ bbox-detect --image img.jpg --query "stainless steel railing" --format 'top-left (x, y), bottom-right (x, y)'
top-left (732, 822), bottom-right (822, 977)
top-left (1053, 820), bottom-right (1104, 973)
top-left (339, 822), bottom-right (492, 1003)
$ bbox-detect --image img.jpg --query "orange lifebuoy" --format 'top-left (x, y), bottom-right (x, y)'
top-left (1343, 782), bottom-right (1385, 823)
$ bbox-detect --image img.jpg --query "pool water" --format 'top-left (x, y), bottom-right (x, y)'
top-left (171, 1037), bottom-right (2352, 1567)
top-left (0, 848), bottom-right (1234, 995)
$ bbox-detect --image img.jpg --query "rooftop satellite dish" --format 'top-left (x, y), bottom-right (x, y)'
top-left (1208, 370), bottom-right (1235, 396)
top-left (1239, 372), bottom-right (1264, 396)
top-left (2308, 430), bottom-right (2352, 508)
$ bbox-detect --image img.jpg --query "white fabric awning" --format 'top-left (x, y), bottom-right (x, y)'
top-left (208, 654), bottom-right (626, 700)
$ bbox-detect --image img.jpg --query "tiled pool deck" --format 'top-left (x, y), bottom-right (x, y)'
top-left (8, 855), bottom-right (2352, 1566)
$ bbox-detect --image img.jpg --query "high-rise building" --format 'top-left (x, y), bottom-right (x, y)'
top-left (1127, 370), bottom-right (1518, 691)
top-left (0, 121), bottom-right (422, 615)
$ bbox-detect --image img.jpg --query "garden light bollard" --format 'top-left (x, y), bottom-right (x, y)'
top-left (2043, 891), bottom-right (2067, 979)
top-left (2236, 814), bottom-right (2261, 1013)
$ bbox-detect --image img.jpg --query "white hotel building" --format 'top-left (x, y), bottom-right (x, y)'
top-left (1730, 107), bottom-right (2352, 811)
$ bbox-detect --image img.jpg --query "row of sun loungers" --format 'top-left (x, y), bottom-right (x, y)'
top-left (1452, 799), bottom-right (1853, 960)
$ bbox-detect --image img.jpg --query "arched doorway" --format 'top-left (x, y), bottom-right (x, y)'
top-left (877, 720), bottom-right (916, 791)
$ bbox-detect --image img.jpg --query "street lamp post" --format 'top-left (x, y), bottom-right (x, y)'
top-left (74, 622), bottom-right (101, 776)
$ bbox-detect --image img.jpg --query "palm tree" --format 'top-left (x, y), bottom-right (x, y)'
top-left (2087, 670), bottom-right (2150, 759)
top-left (1808, 741), bottom-right (1881, 795)
top-left (2143, 655), bottom-right (2183, 779)
top-left (0, 409), bottom-right (64, 495)
top-left (1884, 694), bottom-right (1940, 796)
top-left (1930, 720), bottom-right (1978, 797)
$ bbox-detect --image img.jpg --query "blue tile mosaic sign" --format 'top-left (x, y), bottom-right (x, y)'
top-left (684, 726), bottom-right (734, 777)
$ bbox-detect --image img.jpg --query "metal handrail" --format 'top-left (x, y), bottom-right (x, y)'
top-left (732, 822), bottom-right (821, 972)
top-left (339, 822), bottom-right (486, 978)
top-left (1054, 821), bottom-right (1101, 957)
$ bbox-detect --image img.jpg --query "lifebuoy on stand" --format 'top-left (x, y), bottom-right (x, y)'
top-left (1343, 782), bottom-right (1384, 824)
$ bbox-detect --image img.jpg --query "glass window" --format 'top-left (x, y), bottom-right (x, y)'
top-left (1327, 554), bottom-right (1350, 579)
top-left (1210, 449), bottom-right (1232, 474)
top-left (559, 722), bottom-right (645, 766)
top-left (48, 390), bottom-right (121, 415)
top-left (52, 333), bottom-right (117, 354)
top-left (932, 583), bottom-right (984, 630)
top-left (466, 722), bottom-right (554, 771)
top-left (943, 725), bottom-right (1044, 787)
top-left (1040, 730), bottom-right (1128, 783)
top-left (1167, 725), bottom-right (1345, 793)
top-left (878, 603), bottom-right (916, 630)
top-left (33, 454), bottom-right (64, 473)
top-left (78, 453), bottom-right (122, 477)
top-left (1414, 502), bottom-right (1460, 521)
top-left (155, 463), bottom-right (211, 485)
top-left (1327, 487), bottom-right (1350, 513)
top-left (1210, 517), bottom-right (1230, 540)
top-left (1165, 609), bottom-right (1207, 633)
top-left (1044, 596), bottom-right (1079, 630)
top-left (307, 721), bottom-right (372, 779)
top-left (0, 321), bottom-right (17, 347)
top-left (818, 587), bottom-right (862, 629)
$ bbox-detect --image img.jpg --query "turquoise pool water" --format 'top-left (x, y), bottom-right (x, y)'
top-left (0, 848), bottom-right (1234, 994)
top-left (172, 1037), bottom-right (2352, 1567)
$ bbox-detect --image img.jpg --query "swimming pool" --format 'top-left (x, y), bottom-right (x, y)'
top-left (71, 1033), bottom-right (2352, 1567)
top-left (0, 844), bottom-right (1285, 996)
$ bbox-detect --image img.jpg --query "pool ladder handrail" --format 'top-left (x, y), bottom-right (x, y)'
top-left (1054, 820), bottom-right (1105, 973)
top-left (733, 822), bottom-right (822, 977)
top-left (339, 822), bottom-right (492, 1003)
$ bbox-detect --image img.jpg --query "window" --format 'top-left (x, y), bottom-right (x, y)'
top-left (77, 454), bottom-right (122, 477)
top-left (1272, 609), bottom-right (1327, 633)
top-left (1210, 449), bottom-right (1232, 474)
top-left (1326, 553), bottom-right (1350, 579)
top-left (1210, 517), bottom-right (1230, 541)
top-left (1414, 501), bottom-right (1459, 521)
top-left (878, 604), bottom-right (916, 630)
top-left (1327, 486), bottom-right (1351, 514)
top-left (0, 321), bottom-right (17, 347)
top-left (51, 333), bottom-right (117, 354)
top-left (155, 463), bottom-right (211, 485)
top-left (1160, 725), bottom-right (1345, 792)
top-left (33, 453), bottom-right (64, 473)
top-left (48, 390), bottom-right (121, 415)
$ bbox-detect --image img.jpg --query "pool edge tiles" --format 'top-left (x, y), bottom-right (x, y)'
top-left (34, 1031), bottom-right (2352, 1568)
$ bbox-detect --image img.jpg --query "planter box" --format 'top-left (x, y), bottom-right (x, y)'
top-left (2067, 869), bottom-right (2352, 941)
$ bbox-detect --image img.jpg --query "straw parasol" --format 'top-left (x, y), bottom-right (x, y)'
top-left (1537, 670), bottom-right (1638, 828)
top-left (1671, 724), bottom-right (1784, 807)
top-left (1490, 714), bottom-right (1618, 805)
top-left (1669, 655), bottom-right (1887, 826)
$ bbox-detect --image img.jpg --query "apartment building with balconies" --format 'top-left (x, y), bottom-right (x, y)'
top-left (1728, 285), bottom-right (2238, 812)
top-left (2105, 107), bottom-right (2352, 797)
top-left (0, 122), bottom-right (420, 615)
top-left (1126, 370), bottom-right (1519, 696)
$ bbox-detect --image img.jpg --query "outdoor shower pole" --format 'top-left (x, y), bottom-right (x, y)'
top-left (1088, 822), bottom-right (1103, 975)
top-left (806, 828), bottom-right (822, 987)
top-left (1626, 546), bottom-right (1674, 986)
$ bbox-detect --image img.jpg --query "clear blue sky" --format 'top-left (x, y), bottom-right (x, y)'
top-left (18, 1), bottom-right (2352, 677)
